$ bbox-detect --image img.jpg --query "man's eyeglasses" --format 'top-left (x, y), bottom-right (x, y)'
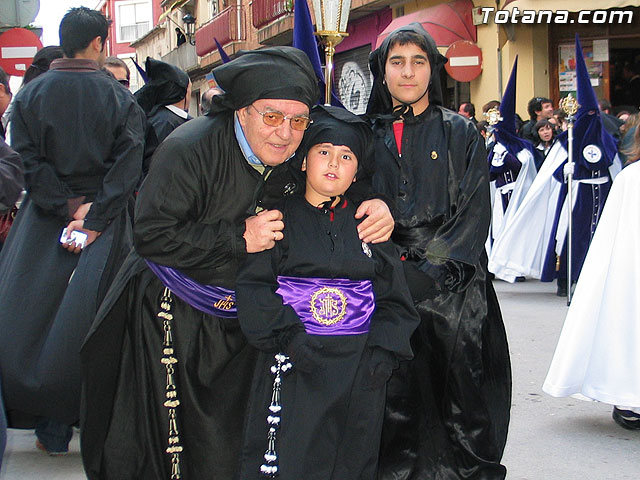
top-left (249, 104), bottom-right (312, 131)
top-left (118, 79), bottom-right (130, 88)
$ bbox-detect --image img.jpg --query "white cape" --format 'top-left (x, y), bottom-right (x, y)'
top-left (488, 140), bottom-right (566, 281)
top-left (542, 161), bottom-right (640, 407)
top-left (488, 140), bottom-right (621, 282)
top-left (489, 147), bottom-right (537, 244)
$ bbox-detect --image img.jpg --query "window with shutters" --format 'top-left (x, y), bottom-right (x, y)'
top-left (116, 0), bottom-right (152, 43)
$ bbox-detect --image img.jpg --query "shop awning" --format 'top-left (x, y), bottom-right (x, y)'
top-left (376, 0), bottom-right (476, 48)
top-left (503, 0), bottom-right (640, 11)
top-left (158, 0), bottom-right (191, 22)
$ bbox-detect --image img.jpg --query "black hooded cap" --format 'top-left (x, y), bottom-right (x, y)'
top-left (298, 105), bottom-right (373, 180)
top-left (209, 46), bottom-right (319, 113)
top-left (134, 57), bottom-right (190, 114)
top-left (366, 22), bottom-right (447, 116)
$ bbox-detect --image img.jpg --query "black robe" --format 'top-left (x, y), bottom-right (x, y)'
top-left (80, 112), bottom-right (310, 480)
top-left (142, 105), bottom-right (191, 176)
top-left (0, 61), bottom-right (145, 426)
top-left (368, 106), bottom-right (512, 479)
top-left (236, 195), bottom-right (419, 480)
top-left (0, 137), bottom-right (23, 213)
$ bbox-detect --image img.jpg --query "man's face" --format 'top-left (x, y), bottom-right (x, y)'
top-left (384, 42), bottom-right (431, 113)
top-left (458, 104), bottom-right (470, 118)
top-left (105, 65), bottom-right (129, 84)
top-left (539, 101), bottom-right (554, 119)
top-left (237, 98), bottom-right (309, 167)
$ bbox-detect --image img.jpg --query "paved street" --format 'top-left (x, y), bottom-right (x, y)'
top-left (0, 279), bottom-right (638, 479)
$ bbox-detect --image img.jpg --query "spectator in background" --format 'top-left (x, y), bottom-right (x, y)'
top-left (620, 112), bottom-right (640, 138)
top-left (176, 27), bottom-right (186, 46)
top-left (477, 119), bottom-right (489, 141)
top-left (621, 62), bottom-right (640, 108)
top-left (0, 7), bottom-right (145, 455)
top-left (200, 86), bottom-right (223, 115)
top-left (103, 56), bottom-right (130, 89)
top-left (134, 57), bottom-right (192, 176)
top-left (483, 99), bottom-right (524, 134)
top-left (483, 99), bottom-right (500, 113)
top-left (598, 98), bottom-right (624, 140)
top-left (21, 46), bottom-right (64, 86)
top-left (458, 102), bottom-right (477, 124)
top-left (2, 46), bottom-right (64, 143)
top-left (553, 109), bottom-right (567, 132)
top-left (533, 118), bottom-right (556, 170)
top-left (519, 96), bottom-right (553, 142)
top-left (617, 113), bottom-right (640, 165)
top-left (616, 110), bottom-right (631, 123)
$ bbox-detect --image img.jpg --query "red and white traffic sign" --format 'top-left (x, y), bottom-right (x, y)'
top-left (0, 28), bottom-right (43, 77)
top-left (445, 40), bottom-right (483, 82)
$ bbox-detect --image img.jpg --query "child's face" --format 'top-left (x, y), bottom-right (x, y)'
top-left (302, 143), bottom-right (358, 205)
top-left (538, 124), bottom-right (553, 142)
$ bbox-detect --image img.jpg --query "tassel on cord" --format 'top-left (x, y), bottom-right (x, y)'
top-left (260, 353), bottom-right (292, 477)
top-left (159, 287), bottom-right (183, 479)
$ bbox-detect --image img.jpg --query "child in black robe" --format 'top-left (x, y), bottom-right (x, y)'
top-left (236, 105), bottom-right (419, 480)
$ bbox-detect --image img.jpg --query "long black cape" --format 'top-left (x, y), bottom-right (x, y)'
top-left (369, 107), bottom-right (512, 480)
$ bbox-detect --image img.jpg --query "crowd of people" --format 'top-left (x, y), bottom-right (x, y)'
top-left (0, 5), bottom-right (636, 480)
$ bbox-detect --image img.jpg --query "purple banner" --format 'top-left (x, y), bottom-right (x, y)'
top-left (276, 276), bottom-right (375, 335)
top-left (145, 260), bottom-right (237, 318)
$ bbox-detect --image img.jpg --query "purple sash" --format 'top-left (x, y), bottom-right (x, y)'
top-left (276, 276), bottom-right (375, 335)
top-left (145, 260), bottom-right (237, 318)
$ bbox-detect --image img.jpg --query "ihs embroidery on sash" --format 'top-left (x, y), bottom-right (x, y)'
top-left (309, 287), bottom-right (348, 325)
top-left (213, 295), bottom-right (235, 311)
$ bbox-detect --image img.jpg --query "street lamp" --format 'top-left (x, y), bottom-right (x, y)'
top-left (182, 13), bottom-right (196, 46)
top-left (310, 0), bottom-right (351, 105)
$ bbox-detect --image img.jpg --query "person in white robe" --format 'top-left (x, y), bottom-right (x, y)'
top-left (542, 158), bottom-right (640, 430)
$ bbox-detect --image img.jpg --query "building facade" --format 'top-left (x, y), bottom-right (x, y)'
top-left (107, 0), bottom-right (640, 120)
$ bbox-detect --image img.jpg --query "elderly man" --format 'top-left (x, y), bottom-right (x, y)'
top-left (80, 46), bottom-right (392, 480)
top-left (102, 56), bottom-right (130, 88)
top-left (0, 7), bottom-right (145, 456)
top-left (366, 23), bottom-right (511, 479)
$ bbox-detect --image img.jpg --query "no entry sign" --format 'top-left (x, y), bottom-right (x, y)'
top-left (445, 40), bottom-right (483, 82)
top-left (0, 28), bottom-right (43, 76)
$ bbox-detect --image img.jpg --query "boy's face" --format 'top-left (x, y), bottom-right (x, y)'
top-left (384, 41), bottom-right (431, 113)
top-left (302, 143), bottom-right (358, 206)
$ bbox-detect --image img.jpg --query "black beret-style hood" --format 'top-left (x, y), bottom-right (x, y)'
top-left (209, 46), bottom-right (319, 113)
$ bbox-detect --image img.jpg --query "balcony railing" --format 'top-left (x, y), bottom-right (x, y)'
top-left (162, 42), bottom-right (198, 71)
top-left (252, 0), bottom-right (293, 29)
top-left (195, 5), bottom-right (246, 57)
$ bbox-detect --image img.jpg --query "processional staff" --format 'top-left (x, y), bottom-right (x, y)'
top-left (484, 107), bottom-right (502, 149)
top-left (559, 93), bottom-right (580, 306)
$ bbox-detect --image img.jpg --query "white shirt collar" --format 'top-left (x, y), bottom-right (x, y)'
top-left (165, 104), bottom-right (189, 119)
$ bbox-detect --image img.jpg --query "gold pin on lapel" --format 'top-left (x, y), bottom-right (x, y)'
top-left (431, 151), bottom-right (438, 160)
